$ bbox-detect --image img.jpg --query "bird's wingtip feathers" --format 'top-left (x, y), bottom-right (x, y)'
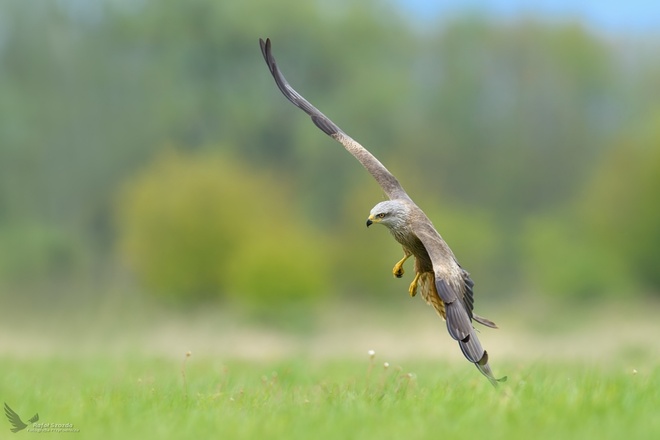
top-left (259, 37), bottom-right (341, 137)
top-left (473, 351), bottom-right (507, 386)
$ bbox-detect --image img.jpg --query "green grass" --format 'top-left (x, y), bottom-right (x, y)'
top-left (1, 355), bottom-right (658, 440)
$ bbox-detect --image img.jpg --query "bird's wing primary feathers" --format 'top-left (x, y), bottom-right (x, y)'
top-left (460, 267), bottom-right (498, 328)
top-left (259, 38), bottom-right (409, 201)
top-left (4, 403), bottom-right (27, 433)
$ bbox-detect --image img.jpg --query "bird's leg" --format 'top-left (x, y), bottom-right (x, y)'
top-left (408, 272), bottom-right (421, 297)
top-left (392, 249), bottom-right (412, 278)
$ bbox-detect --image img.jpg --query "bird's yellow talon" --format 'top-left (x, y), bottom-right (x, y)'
top-left (392, 252), bottom-right (411, 278)
top-left (408, 273), bottom-right (420, 297)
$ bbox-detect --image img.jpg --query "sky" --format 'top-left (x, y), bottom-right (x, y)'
top-left (397, 0), bottom-right (660, 34)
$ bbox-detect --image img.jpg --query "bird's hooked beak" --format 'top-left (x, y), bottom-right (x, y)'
top-left (366, 214), bottom-right (375, 227)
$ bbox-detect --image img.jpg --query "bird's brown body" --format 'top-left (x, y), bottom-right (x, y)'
top-left (260, 38), bottom-right (505, 385)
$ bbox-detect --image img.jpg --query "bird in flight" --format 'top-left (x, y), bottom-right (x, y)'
top-left (259, 38), bottom-right (506, 385)
top-left (4, 403), bottom-right (38, 433)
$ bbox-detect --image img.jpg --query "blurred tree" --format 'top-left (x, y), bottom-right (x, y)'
top-left (116, 149), bottom-right (329, 305)
top-left (418, 19), bottom-right (618, 219)
top-left (578, 113), bottom-right (660, 292)
top-left (0, 222), bottom-right (87, 287)
top-left (520, 213), bottom-right (633, 298)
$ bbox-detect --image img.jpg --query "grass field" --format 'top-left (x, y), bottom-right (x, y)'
top-left (2, 354), bottom-right (658, 440)
top-left (2, 296), bottom-right (659, 439)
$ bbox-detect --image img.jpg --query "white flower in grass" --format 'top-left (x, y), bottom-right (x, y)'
top-left (368, 349), bottom-right (375, 359)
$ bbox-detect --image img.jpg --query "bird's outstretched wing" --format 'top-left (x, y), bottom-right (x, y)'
top-left (415, 226), bottom-right (507, 386)
top-left (29, 413), bottom-right (39, 424)
top-left (4, 403), bottom-right (28, 433)
top-left (259, 38), bottom-right (409, 201)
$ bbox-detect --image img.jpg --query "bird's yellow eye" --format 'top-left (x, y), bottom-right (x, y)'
top-left (377, 213), bottom-right (386, 219)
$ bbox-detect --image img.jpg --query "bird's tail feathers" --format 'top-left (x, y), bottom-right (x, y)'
top-left (473, 313), bottom-right (498, 329)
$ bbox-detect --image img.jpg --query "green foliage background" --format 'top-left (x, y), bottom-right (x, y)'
top-left (1, 0), bottom-right (659, 306)
top-left (116, 150), bottom-right (329, 304)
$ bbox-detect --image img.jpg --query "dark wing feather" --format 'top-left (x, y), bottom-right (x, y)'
top-left (28, 413), bottom-right (39, 424)
top-left (461, 268), bottom-right (498, 328)
top-left (259, 38), bottom-right (409, 201)
top-left (461, 270), bottom-right (475, 317)
top-left (4, 403), bottom-right (27, 433)
top-left (259, 38), bottom-right (340, 136)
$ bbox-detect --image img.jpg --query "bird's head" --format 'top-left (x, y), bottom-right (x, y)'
top-left (366, 200), bottom-right (409, 230)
